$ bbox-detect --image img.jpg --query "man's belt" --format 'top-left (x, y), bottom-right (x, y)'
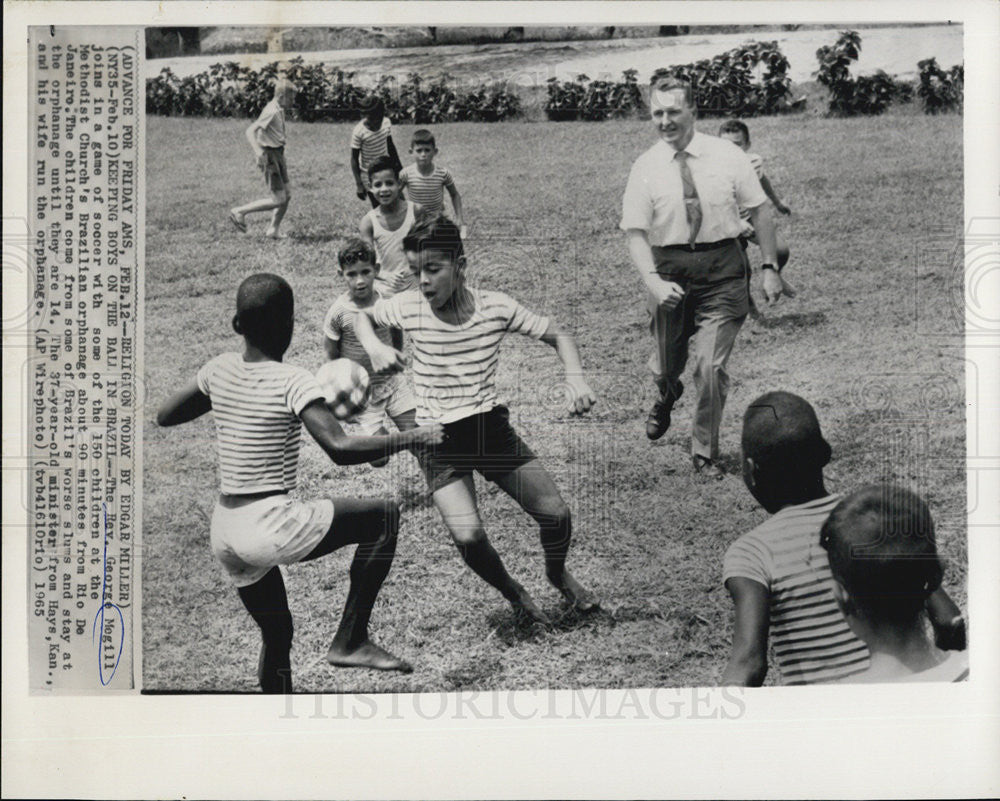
top-left (659, 238), bottom-right (737, 253)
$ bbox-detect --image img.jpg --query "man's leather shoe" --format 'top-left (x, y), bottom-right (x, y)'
top-left (645, 381), bottom-right (684, 440)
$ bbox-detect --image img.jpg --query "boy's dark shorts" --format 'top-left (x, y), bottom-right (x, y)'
top-left (416, 406), bottom-right (536, 494)
top-left (261, 146), bottom-right (289, 193)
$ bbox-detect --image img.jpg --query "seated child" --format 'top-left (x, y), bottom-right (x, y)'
top-left (820, 484), bottom-right (968, 682)
top-left (354, 217), bottom-right (599, 626)
top-left (359, 157), bottom-right (423, 298)
top-left (156, 273), bottom-right (443, 692)
top-left (323, 238), bottom-right (417, 467)
top-left (400, 128), bottom-right (466, 238)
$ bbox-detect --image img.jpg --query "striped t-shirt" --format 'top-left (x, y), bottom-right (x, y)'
top-left (322, 290), bottom-right (394, 393)
top-left (196, 352), bottom-right (324, 494)
top-left (369, 288), bottom-right (550, 425)
top-left (351, 118), bottom-right (392, 189)
top-left (723, 494), bottom-right (871, 685)
top-left (400, 163), bottom-right (455, 217)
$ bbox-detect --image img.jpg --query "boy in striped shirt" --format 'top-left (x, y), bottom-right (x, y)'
top-left (156, 273), bottom-right (443, 692)
top-left (354, 217), bottom-right (599, 625)
top-left (721, 391), bottom-right (965, 685)
top-left (400, 129), bottom-right (466, 238)
top-left (350, 96), bottom-right (402, 209)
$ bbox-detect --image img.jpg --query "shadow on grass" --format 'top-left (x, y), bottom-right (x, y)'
top-left (290, 231), bottom-right (341, 244)
top-left (753, 310), bottom-right (828, 331)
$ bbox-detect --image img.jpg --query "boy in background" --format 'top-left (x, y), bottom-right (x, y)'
top-left (230, 79), bottom-right (297, 239)
top-left (400, 129), bottom-right (466, 238)
top-left (821, 484), bottom-right (968, 682)
top-left (351, 96), bottom-right (402, 209)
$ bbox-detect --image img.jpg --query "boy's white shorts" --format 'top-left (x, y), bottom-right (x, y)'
top-left (351, 374), bottom-right (417, 435)
top-left (210, 495), bottom-right (334, 587)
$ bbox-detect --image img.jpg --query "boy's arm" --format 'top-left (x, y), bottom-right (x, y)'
top-left (358, 215), bottom-right (377, 257)
top-left (721, 577), bottom-right (770, 686)
top-left (390, 326), bottom-right (403, 351)
top-left (156, 378), bottom-right (212, 427)
top-left (354, 308), bottom-right (406, 374)
top-left (350, 148), bottom-right (366, 200)
top-left (538, 322), bottom-right (596, 416)
top-left (300, 400), bottom-right (441, 465)
top-left (926, 587), bottom-right (967, 651)
top-left (386, 136), bottom-right (403, 174)
top-left (759, 173), bottom-right (790, 215)
top-left (324, 336), bottom-right (342, 360)
top-left (446, 183), bottom-right (465, 231)
top-left (245, 121), bottom-right (265, 167)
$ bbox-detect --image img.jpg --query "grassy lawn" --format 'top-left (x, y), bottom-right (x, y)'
top-left (142, 110), bottom-right (965, 692)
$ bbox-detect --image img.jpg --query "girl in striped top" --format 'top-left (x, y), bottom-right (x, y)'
top-left (350, 96), bottom-right (401, 209)
top-left (354, 217), bottom-right (599, 627)
top-left (156, 273), bottom-right (443, 692)
top-left (400, 129), bottom-right (466, 236)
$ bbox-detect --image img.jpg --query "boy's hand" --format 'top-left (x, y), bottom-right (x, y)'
top-left (356, 185), bottom-right (368, 201)
top-left (385, 270), bottom-right (412, 294)
top-left (369, 342), bottom-right (406, 375)
top-left (459, 225), bottom-right (468, 240)
top-left (257, 153), bottom-right (268, 171)
top-left (410, 423), bottom-right (446, 447)
top-left (565, 375), bottom-right (596, 416)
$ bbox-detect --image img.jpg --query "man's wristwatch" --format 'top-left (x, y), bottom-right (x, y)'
top-left (761, 263), bottom-right (781, 274)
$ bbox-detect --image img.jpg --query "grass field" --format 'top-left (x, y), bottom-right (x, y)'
top-left (143, 109), bottom-right (966, 692)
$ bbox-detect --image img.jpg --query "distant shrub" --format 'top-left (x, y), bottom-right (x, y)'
top-left (544, 70), bottom-right (644, 121)
top-left (815, 31), bottom-right (902, 116)
top-left (917, 58), bottom-right (964, 114)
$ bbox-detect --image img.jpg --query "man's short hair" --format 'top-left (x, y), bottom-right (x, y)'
top-left (719, 119), bottom-right (750, 143)
top-left (367, 155), bottom-right (399, 180)
top-left (337, 237), bottom-right (375, 269)
top-left (411, 129), bottom-right (436, 148)
top-left (402, 215), bottom-right (464, 260)
top-left (742, 391), bottom-right (832, 471)
top-left (236, 273), bottom-right (293, 347)
top-left (649, 72), bottom-right (696, 109)
top-left (821, 484), bottom-right (944, 623)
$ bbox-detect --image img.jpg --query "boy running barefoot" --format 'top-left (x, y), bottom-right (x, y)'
top-left (355, 217), bottom-right (599, 625)
top-left (359, 157), bottom-right (423, 298)
top-left (400, 129), bottom-right (466, 238)
top-left (821, 485), bottom-right (968, 683)
top-left (230, 79), bottom-right (296, 240)
top-left (156, 273), bottom-right (443, 692)
top-left (350, 96), bottom-right (402, 209)
top-left (323, 238), bottom-right (417, 467)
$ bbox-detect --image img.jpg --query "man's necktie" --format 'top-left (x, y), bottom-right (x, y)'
top-left (675, 150), bottom-right (702, 246)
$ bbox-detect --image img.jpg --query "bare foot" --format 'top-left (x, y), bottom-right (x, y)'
top-left (550, 570), bottom-right (600, 613)
top-left (327, 639), bottom-right (413, 672)
top-left (229, 210), bottom-right (247, 233)
top-left (265, 229), bottom-right (288, 240)
top-left (511, 588), bottom-right (552, 627)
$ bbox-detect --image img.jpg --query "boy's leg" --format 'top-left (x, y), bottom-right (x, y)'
top-left (302, 497), bottom-right (412, 672)
top-left (433, 475), bottom-right (550, 625)
top-left (491, 460), bottom-right (598, 612)
top-left (266, 187), bottom-right (291, 239)
top-left (237, 566), bottom-right (294, 693)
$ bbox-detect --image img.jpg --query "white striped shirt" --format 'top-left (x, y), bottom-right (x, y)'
top-left (723, 495), bottom-right (871, 685)
top-left (370, 288), bottom-right (550, 425)
top-left (323, 290), bottom-right (394, 392)
top-left (196, 352), bottom-right (324, 494)
top-left (351, 118), bottom-right (392, 189)
top-left (400, 163), bottom-right (455, 217)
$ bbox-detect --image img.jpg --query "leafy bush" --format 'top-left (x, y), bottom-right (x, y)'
top-left (917, 58), bottom-right (964, 114)
top-left (815, 31), bottom-right (901, 116)
top-left (544, 70), bottom-right (644, 121)
top-left (146, 58), bottom-right (521, 122)
top-left (651, 40), bottom-right (794, 117)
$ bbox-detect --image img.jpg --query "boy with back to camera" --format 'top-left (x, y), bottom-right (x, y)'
top-left (721, 391), bottom-right (965, 685)
top-left (821, 484), bottom-right (969, 682)
top-left (354, 217), bottom-right (600, 626)
top-left (156, 273), bottom-right (443, 693)
top-left (359, 157), bottom-right (423, 298)
top-left (323, 237), bottom-right (417, 467)
top-left (400, 128), bottom-right (466, 238)
top-left (350, 96), bottom-right (402, 209)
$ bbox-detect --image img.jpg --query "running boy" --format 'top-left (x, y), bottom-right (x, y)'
top-left (355, 217), bottom-right (599, 625)
top-left (721, 391), bottom-right (964, 685)
top-left (156, 273), bottom-right (443, 693)
top-left (350, 96), bottom-right (402, 209)
top-left (324, 238), bottom-right (417, 467)
top-left (359, 157), bottom-right (423, 297)
top-left (820, 485), bottom-right (968, 682)
top-left (230, 79), bottom-right (296, 240)
top-left (400, 129), bottom-right (466, 238)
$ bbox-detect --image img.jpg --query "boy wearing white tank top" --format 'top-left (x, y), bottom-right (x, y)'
top-left (359, 156), bottom-right (423, 298)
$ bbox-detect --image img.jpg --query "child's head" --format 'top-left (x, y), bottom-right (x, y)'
top-left (718, 119), bottom-right (751, 151)
top-left (233, 273), bottom-right (294, 356)
top-left (367, 156), bottom-right (402, 207)
top-left (273, 79), bottom-right (298, 108)
top-left (359, 95), bottom-right (385, 128)
top-left (410, 129), bottom-right (438, 165)
top-left (741, 391), bottom-right (832, 511)
top-left (402, 216), bottom-right (466, 308)
top-left (337, 238), bottom-right (378, 302)
top-left (821, 484), bottom-right (944, 628)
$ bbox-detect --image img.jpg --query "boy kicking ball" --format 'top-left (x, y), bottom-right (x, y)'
top-left (230, 79), bottom-right (296, 240)
top-left (156, 273), bottom-right (443, 692)
top-left (354, 217), bottom-right (599, 626)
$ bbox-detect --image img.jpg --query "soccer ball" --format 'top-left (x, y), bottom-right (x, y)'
top-left (315, 359), bottom-right (371, 420)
